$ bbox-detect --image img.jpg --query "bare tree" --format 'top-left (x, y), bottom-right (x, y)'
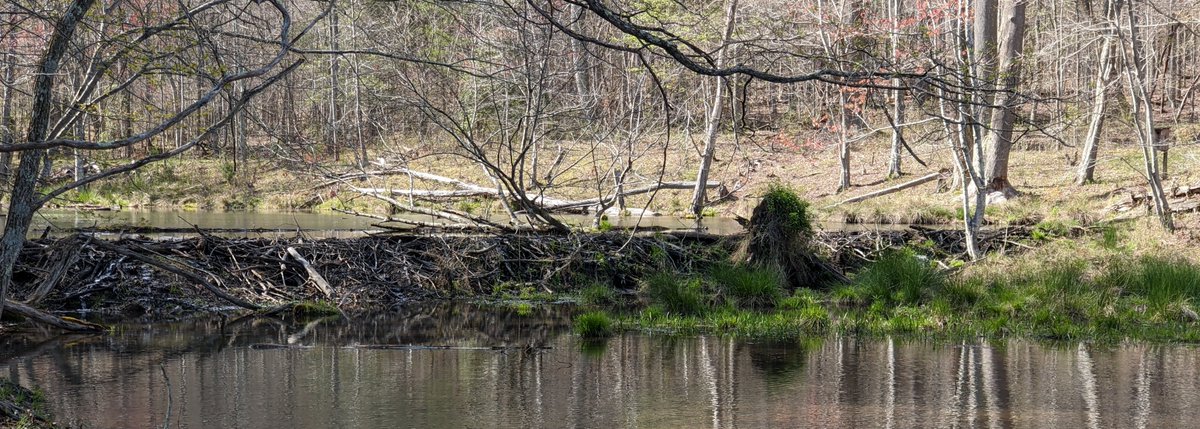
top-left (1119, 0), bottom-right (1173, 231)
top-left (980, 0), bottom-right (1028, 201)
top-left (690, 0), bottom-right (739, 220)
top-left (0, 0), bottom-right (312, 322)
top-left (1075, 0), bottom-right (1122, 186)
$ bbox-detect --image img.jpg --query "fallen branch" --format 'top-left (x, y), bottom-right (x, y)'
top-left (3, 300), bottom-right (105, 332)
top-left (354, 177), bottom-right (719, 214)
top-left (286, 247), bottom-right (334, 299)
top-left (826, 171), bottom-right (944, 207)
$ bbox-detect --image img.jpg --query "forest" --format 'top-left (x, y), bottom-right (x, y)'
top-left (0, 0), bottom-right (1198, 333)
top-left (5, 0), bottom-right (1200, 426)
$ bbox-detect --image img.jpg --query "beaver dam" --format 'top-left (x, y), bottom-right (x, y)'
top-left (7, 225), bottom-right (1038, 324)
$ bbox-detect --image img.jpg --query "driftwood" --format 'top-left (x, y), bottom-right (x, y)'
top-left (344, 167), bottom-right (720, 214)
top-left (827, 171), bottom-right (945, 207)
top-left (3, 300), bottom-right (105, 332)
top-left (286, 247), bottom-right (333, 298)
top-left (1111, 182), bottom-right (1200, 214)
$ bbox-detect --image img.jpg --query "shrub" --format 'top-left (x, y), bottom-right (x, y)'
top-left (574, 311), bottom-right (614, 338)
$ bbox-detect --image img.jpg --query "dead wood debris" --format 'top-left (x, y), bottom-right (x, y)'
top-left (6, 227), bottom-right (1035, 322)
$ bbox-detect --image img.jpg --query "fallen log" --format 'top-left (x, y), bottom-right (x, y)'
top-left (3, 300), bottom-right (105, 332)
top-left (286, 247), bottom-right (334, 298)
top-left (826, 171), bottom-right (944, 208)
top-left (355, 180), bottom-right (720, 213)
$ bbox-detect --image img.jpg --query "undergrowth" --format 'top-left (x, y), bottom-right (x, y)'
top-left (574, 239), bottom-right (1200, 342)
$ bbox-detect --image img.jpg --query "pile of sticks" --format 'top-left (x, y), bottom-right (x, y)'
top-left (10, 231), bottom-right (723, 319)
top-left (815, 225), bottom-right (1039, 269)
top-left (8, 225), bottom-right (1038, 328)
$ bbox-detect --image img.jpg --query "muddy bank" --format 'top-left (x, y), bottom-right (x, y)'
top-left (5, 227), bottom-right (1038, 323)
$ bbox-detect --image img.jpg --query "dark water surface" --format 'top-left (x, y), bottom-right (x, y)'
top-left (3, 303), bottom-right (1199, 428)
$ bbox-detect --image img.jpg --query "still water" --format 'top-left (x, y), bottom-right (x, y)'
top-left (3, 303), bottom-right (1199, 428)
top-left (23, 209), bottom-right (746, 238)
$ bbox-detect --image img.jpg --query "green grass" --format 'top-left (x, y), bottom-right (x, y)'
top-left (1031, 219), bottom-right (1078, 241)
top-left (844, 249), bottom-right (944, 307)
top-left (0, 379), bottom-right (52, 427)
top-left (579, 282), bottom-right (618, 306)
top-left (642, 271), bottom-right (707, 316)
top-left (574, 311), bottom-right (615, 338)
top-left (574, 251), bottom-right (1200, 341)
top-left (710, 263), bottom-right (783, 308)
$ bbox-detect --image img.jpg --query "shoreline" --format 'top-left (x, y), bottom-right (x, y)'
top-left (4, 223), bottom-right (1199, 343)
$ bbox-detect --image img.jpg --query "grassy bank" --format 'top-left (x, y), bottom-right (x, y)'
top-left (0, 379), bottom-right (55, 429)
top-left (571, 219), bottom-right (1200, 343)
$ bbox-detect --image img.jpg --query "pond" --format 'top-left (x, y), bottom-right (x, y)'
top-left (3, 302), bottom-right (1198, 428)
top-left (21, 209), bottom-right (747, 238)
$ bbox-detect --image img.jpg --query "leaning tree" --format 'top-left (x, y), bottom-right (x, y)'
top-left (0, 0), bottom-right (320, 323)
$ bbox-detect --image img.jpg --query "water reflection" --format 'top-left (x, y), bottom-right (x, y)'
top-left (3, 304), bottom-right (1200, 428)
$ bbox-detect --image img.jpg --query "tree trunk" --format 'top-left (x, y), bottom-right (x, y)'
top-left (981, 0), bottom-right (1028, 201)
top-left (328, 3), bottom-right (341, 161)
top-left (837, 89), bottom-right (852, 193)
top-left (0, 54), bottom-right (15, 190)
top-left (353, 58), bottom-right (367, 168)
top-left (0, 0), bottom-right (96, 320)
top-left (1076, 0), bottom-right (1122, 185)
top-left (570, 5), bottom-right (593, 118)
top-left (886, 0), bottom-right (904, 179)
top-left (973, 0), bottom-right (999, 130)
top-left (690, 0), bottom-right (738, 219)
top-left (1121, 0), bottom-right (1173, 231)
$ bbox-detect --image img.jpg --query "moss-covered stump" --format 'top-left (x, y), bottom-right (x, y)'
top-left (738, 184), bottom-right (830, 288)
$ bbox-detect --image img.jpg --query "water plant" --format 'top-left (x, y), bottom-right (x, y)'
top-left (710, 263), bottom-right (783, 308)
top-left (579, 282), bottom-right (618, 306)
top-left (574, 311), bottom-right (615, 338)
top-left (642, 271), bottom-right (707, 315)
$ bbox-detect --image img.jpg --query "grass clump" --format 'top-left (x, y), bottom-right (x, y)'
top-left (710, 263), bottom-right (783, 308)
top-left (758, 184), bottom-right (813, 236)
top-left (739, 184), bottom-right (823, 289)
top-left (1031, 219), bottom-right (1077, 241)
top-left (642, 272), bottom-right (707, 316)
top-left (1104, 256), bottom-right (1200, 310)
top-left (848, 249), bottom-right (944, 307)
top-left (579, 282), bottom-right (618, 306)
top-left (574, 311), bottom-right (615, 338)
